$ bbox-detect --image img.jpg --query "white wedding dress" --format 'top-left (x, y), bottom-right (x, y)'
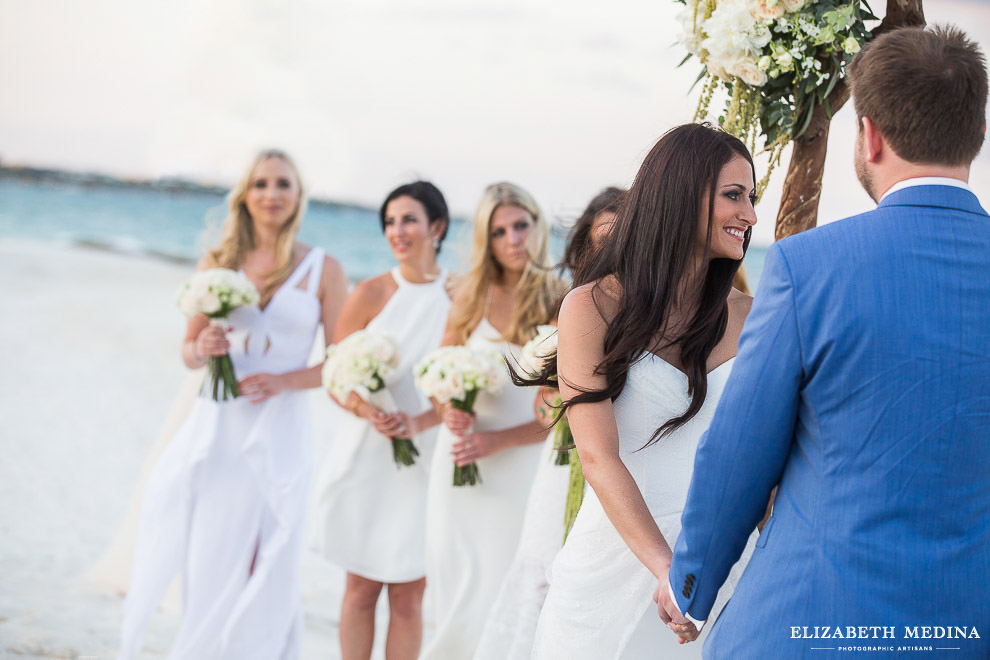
top-left (531, 352), bottom-right (757, 660)
top-left (420, 318), bottom-right (543, 660)
top-left (119, 248), bottom-right (326, 660)
top-left (312, 267), bottom-right (450, 583)
top-left (473, 428), bottom-right (570, 660)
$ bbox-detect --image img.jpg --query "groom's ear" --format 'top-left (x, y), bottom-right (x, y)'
top-left (861, 116), bottom-right (885, 164)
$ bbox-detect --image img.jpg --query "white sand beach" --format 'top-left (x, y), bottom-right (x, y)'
top-left (0, 238), bottom-right (409, 659)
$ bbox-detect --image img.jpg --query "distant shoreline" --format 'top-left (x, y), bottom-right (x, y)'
top-left (0, 164), bottom-right (376, 214)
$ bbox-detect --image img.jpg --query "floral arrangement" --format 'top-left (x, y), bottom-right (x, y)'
top-left (414, 346), bottom-right (505, 486)
top-left (517, 325), bottom-right (558, 379)
top-left (322, 330), bottom-right (420, 467)
top-left (176, 268), bottom-right (259, 401)
top-left (517, 325), bottom-right (585, 540)
top-left (677, 0), bottom-right (875, 193)
top-left (519, 326), bottom-right (572, 466)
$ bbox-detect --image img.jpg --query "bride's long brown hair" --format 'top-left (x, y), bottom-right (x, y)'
top-left (523, 123), bottom-right (753, 447)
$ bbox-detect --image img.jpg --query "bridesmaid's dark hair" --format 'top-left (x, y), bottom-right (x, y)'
top-left (524, 123), bottom-right (753, 447)
top-left (560, 186), bottom-right (625, 278)
top-left (379, 181), bottom-right (450, 254)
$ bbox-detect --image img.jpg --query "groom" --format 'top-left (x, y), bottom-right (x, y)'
top-left (659, 25), bottom-right (990, 658)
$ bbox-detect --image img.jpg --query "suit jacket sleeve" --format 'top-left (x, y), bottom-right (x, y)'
top-left (669, 243), bottom-right (804, 620)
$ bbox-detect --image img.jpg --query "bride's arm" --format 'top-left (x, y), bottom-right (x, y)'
top-left (557, 284), bottom-right (673, 579)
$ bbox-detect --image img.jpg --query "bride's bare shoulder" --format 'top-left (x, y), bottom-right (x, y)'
top-left (560, 277), bottom-right (621, 326)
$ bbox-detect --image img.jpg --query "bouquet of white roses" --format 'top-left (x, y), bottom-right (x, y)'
top-left (322, 330), bottom-right (419, 468)
top-left (677, 0), bottom-right (875, 191)
top-left (176, 268), bottom-right (259, 401)
top-left (414, 345), bottom-right (505, 486)
top-left (519, 326), bottom-right (571, 466)
top-left (518, 326), bottom-right (585, 541)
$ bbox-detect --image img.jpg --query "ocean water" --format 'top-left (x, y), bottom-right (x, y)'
top-left (0, 177), bottom-right (766, 287)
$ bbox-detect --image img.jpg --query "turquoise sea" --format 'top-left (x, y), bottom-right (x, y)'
top-left (0, 177), bottom-right (766, 287)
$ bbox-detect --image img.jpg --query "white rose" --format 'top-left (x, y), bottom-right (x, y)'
top-left (781, 0), bottom-right (806, 11)
top-left (434, 381), bottom-right (454, 404)
top-left (732, 56), bottom-right (769, 86)
top-left (199, 292), bottom-right (221, 315)
top-left (750, 23), bottom-right (772, 49)
top-left (843, 36), bottom-right (861, 54)
top-left (417, 372), bottom-right (439, 398)
top-left (751, 0), bottom-right (785, 21)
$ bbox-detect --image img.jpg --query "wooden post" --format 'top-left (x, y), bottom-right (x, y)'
top-left (773, 0), bottom-right (926, 240)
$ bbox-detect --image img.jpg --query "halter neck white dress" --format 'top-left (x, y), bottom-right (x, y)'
top-left (531, 353), bottom-right (757, 660)
top-left (119, 248), bottom-right (326, 660)
top-left (313, 267), bottom-right (450, 582)
top-left (420, 318), bottom-right (543, 660)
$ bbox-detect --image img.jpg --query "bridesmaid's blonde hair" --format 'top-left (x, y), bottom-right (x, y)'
top-left (449, 182), bottom-right (562, 345)
top-left (207, 149), bottom-right (308, 308)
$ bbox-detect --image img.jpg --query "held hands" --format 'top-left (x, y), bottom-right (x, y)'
top-left (654, 573), bottom-right (701, 644)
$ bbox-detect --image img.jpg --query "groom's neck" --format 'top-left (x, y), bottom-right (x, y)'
top-left (871, 161), bottom-right (971, 202)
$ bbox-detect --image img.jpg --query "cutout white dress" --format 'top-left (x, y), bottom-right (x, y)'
top-left (420, 318), bottom-right (542, 660)
top-left (531, 353), bottom-right (757, 660)
top-left (312, 267), bottom-right (450, 582)
top-left (119, 248), bottom-right (326, 660)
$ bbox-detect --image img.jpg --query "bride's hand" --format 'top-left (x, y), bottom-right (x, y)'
top-left (451, 431), bottom-right (497, 466)
top-left (239, 372), bottom-right (287, 404)
top-left (669, 619), bottom-right (699, 644)
top-left (441, 406), bottom-right (474, 436)
top-left (654, 573), bottom-right (701, 644)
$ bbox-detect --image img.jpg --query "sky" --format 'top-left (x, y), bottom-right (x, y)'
top-left (1, 0), bottom-right (988, 246)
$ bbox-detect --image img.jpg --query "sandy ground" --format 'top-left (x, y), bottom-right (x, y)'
top-left (0, 238), bottom-right (405, 659)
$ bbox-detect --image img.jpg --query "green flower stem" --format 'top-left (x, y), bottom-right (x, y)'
top-left (451, 390), bottom-right (482, 487)
top-left (391, 437), bottom-right (420, 468)
top-left (368, 384), bottom-right (419, 468)
top-left (563, 448), bottom-right (586, 544)
top-left (552, 406), bottom-right (572, 466)
top-left (205, 353), bottom-right (240, 401)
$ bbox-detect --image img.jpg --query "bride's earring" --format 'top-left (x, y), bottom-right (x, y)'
top-left (433, 237), bottom-right (441, 250)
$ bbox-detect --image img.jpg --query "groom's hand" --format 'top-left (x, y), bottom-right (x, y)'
top-left (654, 577), bottom-right (701, 644)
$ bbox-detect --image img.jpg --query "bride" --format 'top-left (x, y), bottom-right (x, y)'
top-left (531, 123), bottom-right (762, 658)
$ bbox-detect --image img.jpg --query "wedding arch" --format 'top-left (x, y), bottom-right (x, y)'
top-left (676, 0), bottom-right (926, 239)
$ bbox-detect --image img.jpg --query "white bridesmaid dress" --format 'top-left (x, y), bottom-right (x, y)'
top-left (473, 429), bottom-right (570, 660)
top-left (312, 267), bottom-right (450, 583)
top-left (119, 248), bottom-right (326, 660)
top-left (531, 353), bottom-right (757, 660)
top-left (420, 318), bottom-right (542, 660)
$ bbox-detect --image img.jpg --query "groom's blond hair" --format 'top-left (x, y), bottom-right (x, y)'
top-left (849, 25), bottom-right (987, 166)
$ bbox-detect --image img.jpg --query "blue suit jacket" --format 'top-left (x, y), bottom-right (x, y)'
top-left (669, 185), bottom-right (990, 658)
